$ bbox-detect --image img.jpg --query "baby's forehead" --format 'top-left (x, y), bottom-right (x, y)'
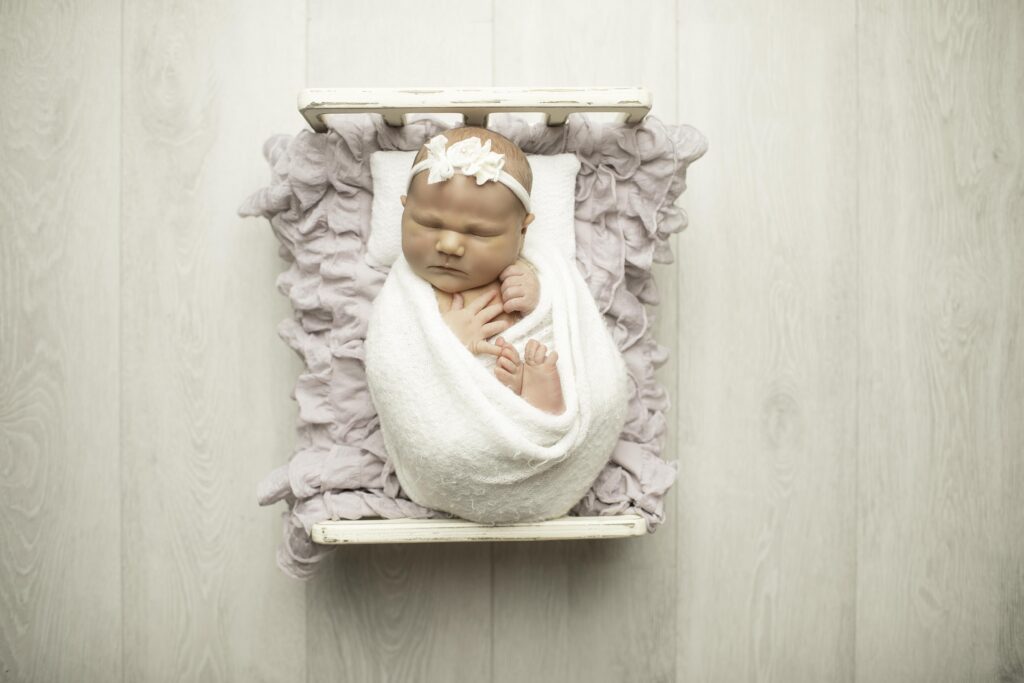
top-left (408, 174), bottom-right (519, 221)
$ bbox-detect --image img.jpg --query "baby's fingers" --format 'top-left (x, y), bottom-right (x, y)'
top-left (467, 289), bottom-right (498, 313)
top-left (501, 272), bottom-right (524, 284)
top-left (503, 296), bottom-right (526, 314)
top-left (499, 264), bottom-right (523, 281)
top-left (501, 283), bottom-right (524, 300)
top-left (480, 319), bottom-right (512, 339)
top-left (471, 340), bottom-right (503, 357)
top-left (477, 301), bottom-right (506, 321)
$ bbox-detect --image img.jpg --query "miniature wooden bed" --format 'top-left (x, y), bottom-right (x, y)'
top-left (294, 86), bottom-right (654, 546)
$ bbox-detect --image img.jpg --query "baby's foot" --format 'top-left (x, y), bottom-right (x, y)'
top-left (493, 336), bottom-right (524, 395)
top-left (520, 339), bottom-right (565, 415)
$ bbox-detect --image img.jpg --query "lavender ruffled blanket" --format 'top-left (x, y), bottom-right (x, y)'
top-left (238, 113), bottom-right (708, 579)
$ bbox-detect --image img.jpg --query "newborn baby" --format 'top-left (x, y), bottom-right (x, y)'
top-left (364, 127), bottom-right (631, 524)
top-left (399, 127), bottom-right (565, 415)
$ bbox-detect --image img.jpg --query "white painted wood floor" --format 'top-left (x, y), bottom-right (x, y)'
top-left (1, 1), bottom-right (1021, 682)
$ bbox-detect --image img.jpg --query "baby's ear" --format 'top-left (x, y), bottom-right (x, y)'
top-left (400, 194), bottom-right (407, 208)
top-left (522, 212), bottom-right (535, 230)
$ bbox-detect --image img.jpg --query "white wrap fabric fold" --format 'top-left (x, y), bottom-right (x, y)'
top-left (364, 240), bottom-right (630, 523)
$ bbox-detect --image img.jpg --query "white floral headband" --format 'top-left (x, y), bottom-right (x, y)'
top-left (406, 134), bottom-right (532, 213)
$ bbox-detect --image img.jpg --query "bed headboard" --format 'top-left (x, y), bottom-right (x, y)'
top-left (297, 86), bottom-right (652, 131)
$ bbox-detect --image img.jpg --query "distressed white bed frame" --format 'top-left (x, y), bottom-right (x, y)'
top-left (298, 86), bottom-right (652, 131)
top-left (303, 86), bottom-right (651, 544)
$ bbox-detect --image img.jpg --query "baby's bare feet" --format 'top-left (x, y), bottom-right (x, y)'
top-left (493, 337), bottom-right (524, 395)
top-left (520, 339), bottom-right (565, 415)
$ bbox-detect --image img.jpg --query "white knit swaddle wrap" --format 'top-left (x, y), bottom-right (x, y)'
top-left (363, 239), bottom-right (629, 523)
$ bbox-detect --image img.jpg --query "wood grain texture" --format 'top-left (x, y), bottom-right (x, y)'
top-left (307, 543), bottom-right (493, 683)
top-left (120, 1), bottom-right (307, 681)
top-left (857, 2), bottom-right (1024, 681)
top-left (305, 2), bottom-right (495, 681)
top-left (492, 2), bottom-right (680, 682)
top-left (0, 1), bottom-right (123, 681)
top-left (676, 1), bottom-right (859, 680)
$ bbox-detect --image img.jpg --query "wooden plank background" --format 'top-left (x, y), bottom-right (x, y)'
top-left (1, 1), bottom-right (1021, 682)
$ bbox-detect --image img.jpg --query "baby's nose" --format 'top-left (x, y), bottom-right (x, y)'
top-left (435, 231), bottom-right (465, 257)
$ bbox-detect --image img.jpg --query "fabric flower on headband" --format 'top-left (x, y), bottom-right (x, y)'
top-left (408, 133), bottom-right (532, 213)
top-left (424, 135), bottom-right (506, 186)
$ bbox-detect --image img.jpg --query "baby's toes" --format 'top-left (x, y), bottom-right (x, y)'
top-left (500, 345), bottom-right (520, 364)
top-left (525, 339), bottom-right (544, 365)
top-left (543, 350), bottom-right (559, 367)
top-left (494, 364), bottom-right (515, 388)
top-left (533, 342), bottom-right (550, 365)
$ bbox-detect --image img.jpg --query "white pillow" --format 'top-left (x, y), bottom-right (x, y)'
top-left (365, 150), bottom-right (580, 268)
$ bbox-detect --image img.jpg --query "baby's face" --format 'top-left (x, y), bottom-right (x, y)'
top-left (400, 172), bottom-right (534, 293)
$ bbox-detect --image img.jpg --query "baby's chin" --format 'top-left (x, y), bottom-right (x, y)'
top-left (416, 268), bottom-right (467, 292)
top-left (429, 281), bottom-right (477, 294)
top-left (420, 271), bottom-right (491, 294)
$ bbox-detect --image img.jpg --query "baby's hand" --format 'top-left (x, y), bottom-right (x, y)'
top-left (498, 259), bottom-right (540, 316)
top-left (440, 289), bottom-right (510, 356)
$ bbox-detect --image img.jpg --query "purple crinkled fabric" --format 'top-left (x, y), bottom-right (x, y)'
top-left (238, 113), bottom-right (708, 580)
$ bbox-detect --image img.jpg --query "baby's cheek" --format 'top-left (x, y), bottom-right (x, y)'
top-left (403, 230), bottom-right (432, 255)
top-left (500, 242), bottom-right (526, 267)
